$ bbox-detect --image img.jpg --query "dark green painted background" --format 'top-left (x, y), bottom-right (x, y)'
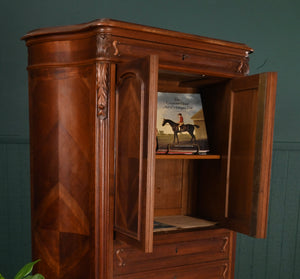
top-left (0, 0), bottom-right (299, 278)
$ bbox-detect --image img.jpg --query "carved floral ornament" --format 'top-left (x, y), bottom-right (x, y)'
top-left (95, 34), bottom-right (120, 119)
top-left (237, 57), bottom-right (250, 74)
top-left (96, 33), bottom-right (120, 58)
top-left (96, 62), bottom-right (109, 119)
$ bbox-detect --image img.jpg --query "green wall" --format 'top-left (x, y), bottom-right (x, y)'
top-left (1, 0), bottom-right (299, 278)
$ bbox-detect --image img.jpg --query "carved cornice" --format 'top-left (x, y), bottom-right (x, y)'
top-left (96, 33), bottom-right (120, 59)
top-left (96, 62), bottom-right (110, 119)
top-left (237, 57), bottom-right (250, 75)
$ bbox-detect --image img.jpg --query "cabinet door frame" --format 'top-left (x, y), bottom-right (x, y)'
top-left (225, 72), bottom-right (277, 238)
top-left (114, 55), bottom-right (158, 253)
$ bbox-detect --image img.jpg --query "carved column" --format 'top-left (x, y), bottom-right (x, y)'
top-left (94, 31), bottom-right (120, 279)
top-left (95, 61), bottom-right (109, 279)
top-left (96, 62), bottom-right (109, 119)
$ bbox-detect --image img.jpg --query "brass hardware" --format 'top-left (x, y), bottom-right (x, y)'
top-left (116, 249), bottom-right (126, 267)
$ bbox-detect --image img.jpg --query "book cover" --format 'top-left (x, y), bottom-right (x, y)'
top-left (156, 92), bottom-right (209, 154)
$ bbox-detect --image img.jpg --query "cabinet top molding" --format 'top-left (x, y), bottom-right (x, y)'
top-left (22, 18), bottom-right (253, 54)
top-left (22, 19), bottom-right (253, 76)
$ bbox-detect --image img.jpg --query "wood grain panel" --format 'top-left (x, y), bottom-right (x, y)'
top-left (114, 261), bottom-right (230, 279)
top-left (114, 56), bottom-right (158, 253)
top-left (28, 65), bottom-right (95, 278)
top-left (114, 229), bottom-right (232, 276)
top-left (115, 71), bottom-right (143, 236)
top-left (154, 159), bottom-right (184, 216)
top-left (228, 87), bottom-right (258, 232)
top-left (226, 73), bottom-right (277, 238)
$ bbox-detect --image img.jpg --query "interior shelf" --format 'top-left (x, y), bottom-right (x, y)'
top-left (154, 215), bottom-right (217, 232)
top-left (156, 154), bottom-right (221, 160)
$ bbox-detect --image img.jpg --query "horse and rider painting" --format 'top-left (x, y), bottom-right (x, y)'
top-left (156, 92), bottom-right (209, 154)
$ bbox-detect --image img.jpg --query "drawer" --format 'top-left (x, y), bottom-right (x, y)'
top-left (114, 229), bottom-right (233, 276)
top-left (114, 261), bottom-right (230, 279)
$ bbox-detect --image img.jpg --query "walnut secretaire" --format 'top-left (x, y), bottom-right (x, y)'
top-left (22, 19), bottom-right (277, 279)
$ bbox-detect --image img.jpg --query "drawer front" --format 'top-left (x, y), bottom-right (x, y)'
top-left (114, 230), bottom-right (233, 276)
top-left (114, 37), bottom-right (249, 77)
top-left (114, 261), bottom-right (230, 279)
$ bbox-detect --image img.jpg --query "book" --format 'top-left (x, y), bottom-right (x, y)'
top-left (156, 92), bottom-right (209, 154)
top-left (153, 220), bottom-right (177, 231)
top-left (167, 144), bottom-right (200, 155)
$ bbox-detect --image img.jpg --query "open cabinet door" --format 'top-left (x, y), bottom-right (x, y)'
top-left (114, 56), bottom-right (158, 252)
top-left (225, 72), bottom-right (277, 238)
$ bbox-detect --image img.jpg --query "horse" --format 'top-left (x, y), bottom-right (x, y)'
top-left (162, 119), bottom-right (199, 143)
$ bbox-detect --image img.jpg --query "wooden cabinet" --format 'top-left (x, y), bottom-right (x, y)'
top-left (22, 19), bottom-right (277, 279)
top-left (114, 229), bottom-right (235, 278)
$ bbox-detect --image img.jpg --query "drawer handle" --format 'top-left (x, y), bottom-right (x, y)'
top-left (221, 236), bottom-right (229, 252)
top-left (116, 249), bottom-right (126, 267)
top-left (222, 263), bottom-right (228, 278)
top-left (182, 54), bottom-right (189, 60)
top-left (113, 40), bottom-right (120, 56)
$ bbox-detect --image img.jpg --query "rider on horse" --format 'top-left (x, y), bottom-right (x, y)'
top-left (178, 113), bottom-right (184, 131)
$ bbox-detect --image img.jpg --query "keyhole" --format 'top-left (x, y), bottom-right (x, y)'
top-left (182, 54), bottom-right (189, 60)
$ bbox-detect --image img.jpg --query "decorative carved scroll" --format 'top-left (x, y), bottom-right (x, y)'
top-left (237, 58), bottom-right (250, 74)
top-left (116, 249), bottom-right (126, 267)
top-left (96, 62), bottom-right (110, 119)
top-left (222, 263), bottom-right (228, 278)
top-left (221, 236), bottom-right (229, 252)
top-left (113, 40), bottom-right (120, 56)
top-left (237, 60), bottom-right (244, 73)
top-left (96, 33), bottom-right (120, 58)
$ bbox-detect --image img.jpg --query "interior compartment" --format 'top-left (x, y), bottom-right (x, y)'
top-left (153, 158), bottom-right (222, 232)
top-left (154, 70), bottom-right (231, 232)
